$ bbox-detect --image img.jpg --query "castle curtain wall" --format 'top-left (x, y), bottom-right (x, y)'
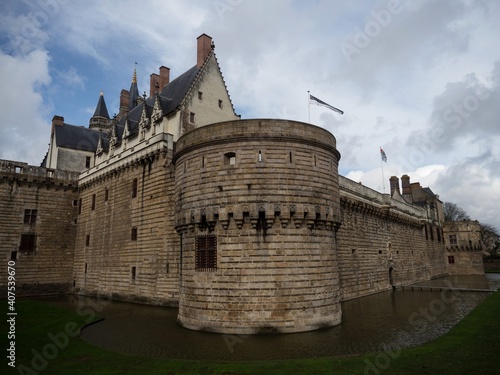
top-left (73, 143), bottom-right (179, 306)
top-left (337, 177), bottom-right (448, 301)
top-left (0, 161), bottom-right (79, 296)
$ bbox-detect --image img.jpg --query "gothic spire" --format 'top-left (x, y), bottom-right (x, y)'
top-left (129, 63), bottom-right (139, 110)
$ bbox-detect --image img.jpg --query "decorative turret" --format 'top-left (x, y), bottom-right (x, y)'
top-left (129, 66), bottom-right (139, 110)
top-left (108, 120), bottom-right (119, 156)
top-left (89, 91), bottom-right (111, 131)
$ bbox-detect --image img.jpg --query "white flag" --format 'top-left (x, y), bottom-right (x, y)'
top-left (309, 94), bottom-right (344, 115)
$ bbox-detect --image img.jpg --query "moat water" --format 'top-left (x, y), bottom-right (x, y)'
top-left (39, 274), bottom-right (500, 360)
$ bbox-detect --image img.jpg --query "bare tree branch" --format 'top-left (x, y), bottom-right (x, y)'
top-left (443, 202), bottom-right (470, 222)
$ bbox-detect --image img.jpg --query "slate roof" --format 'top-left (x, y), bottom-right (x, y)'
top-left (158, 65), bottom-right (198, 114)
top-left (116, 65), bottom-right (199, 138)
top-left (45, 59), bottom-right (204, 160)
top-left (423, 187), bottom-right (436, 197)
top-left (129, 69), bottom-right (140, 110)
top-left (54, 123), bottom-right (101, 151)
top-left (93, 93), bottom-right (110, 118)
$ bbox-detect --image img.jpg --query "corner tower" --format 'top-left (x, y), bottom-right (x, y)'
top-left (173, 119), bottom-right (343, 334)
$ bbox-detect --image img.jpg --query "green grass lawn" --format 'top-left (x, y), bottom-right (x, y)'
top-left (3, 291), bottom-right (500, 375)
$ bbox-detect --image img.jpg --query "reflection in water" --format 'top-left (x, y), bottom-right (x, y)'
top-left (41, 274), bottom-right (499, 360)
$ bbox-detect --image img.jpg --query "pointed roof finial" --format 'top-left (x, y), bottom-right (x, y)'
top-left (129, 62), bottom-right (139, 110)
top-left (92, 90), bottom-right (110, 119)
top-left (132, 62), bottom-right (138, 84)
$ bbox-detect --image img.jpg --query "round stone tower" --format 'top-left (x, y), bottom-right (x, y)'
top-left (173, 119), bottom-right (342, 334)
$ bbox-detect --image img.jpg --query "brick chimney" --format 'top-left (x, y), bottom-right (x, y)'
top-left (51, 115), bottom-right (64, 136)
top-left (389, 176), bottom-right (400, 196)
top-left (120, 89), bottom-right (129, 110)
top-left (149, 66), bottom-right (170, 97)
top-left (149, 73), bottom-right (159, 97)
top-left (197, 33), bottom-right (213, 68)
top-left (401, 174), bottom-right (412, 195)
top-left (52, 115), bottom-right (64, 126)
top-left (159, 66), bottom-right (170, 89)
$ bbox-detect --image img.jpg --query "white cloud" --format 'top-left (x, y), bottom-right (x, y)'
top-left (56, 67), bottom-right (85, 90)
top-left (0, 0), bottom-right (499, 229)
top-left (435, 151), bottom-right (500, 230)
top-left (0, 49), bottom-right (52, 163)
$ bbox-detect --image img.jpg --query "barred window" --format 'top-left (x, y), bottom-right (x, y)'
top-left (448, 255), bottom-right (455, 264)
top-left (24, 209), bottom-right (37, 224)
top-left (195, 234), bottom-right (217, 271)
top-left (19, 234), bottom-right (36, 254)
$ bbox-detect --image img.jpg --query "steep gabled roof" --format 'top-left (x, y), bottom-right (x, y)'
top-left (54, 123), bottom-right (101, 151)
top-left (158, 65), bottom-right (199, 115)
top-left (117, 65), bottom-right (199, 135)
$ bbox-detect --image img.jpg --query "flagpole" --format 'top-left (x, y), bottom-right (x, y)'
top-left (307, 91), bottom-right (310, 123)
top-left (380, 147), bottom-right (386, 193)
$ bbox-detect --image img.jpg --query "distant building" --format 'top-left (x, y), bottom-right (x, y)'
top-left (444, 220), bottom-right (484, 275)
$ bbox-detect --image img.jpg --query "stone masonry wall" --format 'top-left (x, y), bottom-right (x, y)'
top-left (443, 221), bottom-right (484, 275)
top-left (0, 160), bottom-right (79, 296)
top-left (337, 176), bottom-right (447, 301)
top-left (73, 145), bottom-right (179, 306)
top-left (173, 119), bottom-right (343, 334)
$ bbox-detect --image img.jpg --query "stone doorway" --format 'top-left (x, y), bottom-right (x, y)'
top-left (389, 267), bottom-right (395, 289)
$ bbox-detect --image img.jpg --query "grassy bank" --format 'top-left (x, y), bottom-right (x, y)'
top-left (3, 291), bottom-right (500, 375)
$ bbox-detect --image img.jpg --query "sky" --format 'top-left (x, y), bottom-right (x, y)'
top-left (0, 0), bottom-right (499, 230)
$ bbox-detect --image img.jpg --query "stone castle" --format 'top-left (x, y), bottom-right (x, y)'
top-left (0, 34), bottom-right (484, 334)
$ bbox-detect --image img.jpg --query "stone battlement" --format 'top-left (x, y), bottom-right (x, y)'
top-left (339, 176), bottom-right (429, 226)
top-left (0, 159), bottom-right (79, 188)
